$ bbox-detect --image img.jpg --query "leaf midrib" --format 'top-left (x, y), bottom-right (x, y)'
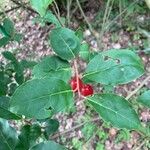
top-left (0, 129), bottom-right (12, 150)
top-left (13, 90), bottom-right (72, 105)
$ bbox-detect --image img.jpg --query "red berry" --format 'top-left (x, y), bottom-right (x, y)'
top-left (81, 84), bottom-right (94, 96)
top-left (70, 76), bottom-right (83, 92)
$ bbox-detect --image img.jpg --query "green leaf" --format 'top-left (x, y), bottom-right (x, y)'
top-left (84, 49), bottom-right (145, 85)
top-left (75, 27), bottom-right (84, 41)
top-left (0, 96), bottom-right (21, 120)
top-left (13, 33), bottom-right (23, 42)
top-left (33, 56), bottom-right (71, 82)
top-left (44, 119), bottom-right (59, 139)
top-left (87, 94), bottom-right (141, 130)
top-left (2, 51), bottom-right (17, 62)
top-left (10, 77), bottom-right (73, 119)
top-left (30, 0), bottom-right (53, 17)
top-left (30, 141), bottom-right (66, 150)
top-left (50, 27), bottom-right (80, 60)
top-left (79, 43), bottom-right (90, 61)
top-left (3, 18), bottom-right (14, 37)
top-left (0, 96), bottom-right (9, 109)
top-left (20, 60), bottom-right (37, 69)
top-left (137, 90), bottom-right (150, 108)
top-left (0, 71), bottom-right (10, 96)
top-left (0, 24), bottom-right (8, 37)
top-left (15, 124), bottom-right (41, 150)
top-left (0, 37), bottom-right (10, 47)
top-left (2, 51), bottom-right (24, 84)
top-left (0, 118), bottom-right (18, 149)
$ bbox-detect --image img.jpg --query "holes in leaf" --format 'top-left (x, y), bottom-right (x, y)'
top-left (103, 56), bottom-right (121, 64)
top-left (103, 55), bottom-right (110, 61)
top-left (115, 59), bottom-right (120, 64)
top-left (46, 106), bottom-right (53, 111)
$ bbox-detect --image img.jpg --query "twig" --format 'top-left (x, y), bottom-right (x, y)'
top-left (0, 6), bottom-right (21, 16)
top-left (126, 75), bottom-right (150, 100)
top-left (73, 59), bottom-right (81, 98)
top-left (67, 0), bottom-right (72, 26)
top-left (53, 0), bottom-right (60, 19)
top-left (10, 0), bottom-right (36, 14)
top-left (51, 117), bottom-right (100, 139)
top-left (133, 140), bottom-right (146, 150)
top-left (76, 0), bottom-right (100, 48)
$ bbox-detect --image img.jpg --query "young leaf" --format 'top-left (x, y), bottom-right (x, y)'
top-left (15, 124), bottom-right (41, 150)
top-left (43, 11), bottom-right (61, 27)
top-left (79, 43), bottom-right (90, 61)
top-left (44, 119), bottom-right (59, 139)
top-left (84, 49), bottom-right (144, 85)
top-left (0, 119), bottom-right (18, 149)
top-left (75, 27), bottom-right (84, 41)
top-left (0, 96), bottom-right (21, 120)
top-left (30, 141), bottom-right (66, 150)
top-left (30, 0), bottom-right (53, 17)
top-left (87, 94), bottom-right (141, 130)
top-left (10, 77), bottom-right (73, 119)
top-left (137, 90), bottom-right (150, 108)
top-left (50, 27), bottom-right (80, 60)
top-left (32, 56), bottom-right (71, 82)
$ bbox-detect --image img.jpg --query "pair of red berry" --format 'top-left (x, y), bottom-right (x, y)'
top-left (70, 76), bottom-right (93, 96)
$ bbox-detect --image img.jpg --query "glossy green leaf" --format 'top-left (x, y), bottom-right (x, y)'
top-left (3, 18), bottom-right (14, 36)
top-left (30, 141), bottom-right (66, 150)
top-left (10, 77), bottom-right (73, 119)
top-left (0, 96), bottom-right (21, 120)
top-left (44, 119), bottom-right (59, 139)
top-left (87, 94), bottom-right (141, 130)
top-left (79, 43), bottom-right (90, 61)
top-left (15, 124), bottom-right (41, 150)
top-left (30, 0), bottom-right (53, 16)
top-left (0, 119), bottom-right (18, 149)
top-left (84, 49), bottom-right (144, 85)
top-left (137, 90), bottom-right (150, 108)
top-left (33, 56), bottom-right (71, 82)
top-left (0, 37), bottom-right (10, 47)
top-left (50, 27), bottom-right (80, 60)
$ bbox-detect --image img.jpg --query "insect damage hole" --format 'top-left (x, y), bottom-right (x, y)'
top-left (115, 59), bottom-right (121, 64)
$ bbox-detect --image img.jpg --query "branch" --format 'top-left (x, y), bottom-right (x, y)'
top-left (51, 117), bottom-right (100, 139)
top-left (0, 6), bottom-right (21, 16)
top-left (10, 0), bottom-right (36, 14)
top-left (126, 75), bottom-right (150, 100)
